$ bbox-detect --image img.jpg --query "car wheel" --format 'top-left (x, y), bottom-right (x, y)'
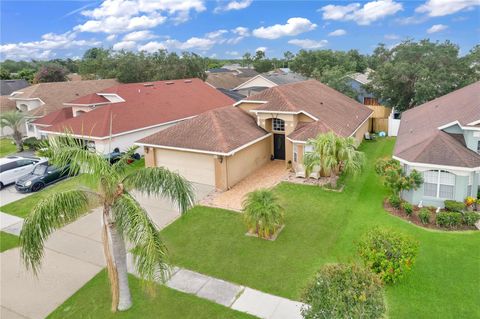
top-left (31, 182), bottom-right (44, 192)
top-left (0, 183), bottom-right (3, 190)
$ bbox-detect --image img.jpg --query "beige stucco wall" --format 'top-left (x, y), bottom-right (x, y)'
top-left (353, 118), bottom-right (370, 144)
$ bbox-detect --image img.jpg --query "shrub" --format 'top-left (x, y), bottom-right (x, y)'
top-left (388, 194), bottom-right (402, 209)
top-left (436, 212), bottom-right (463, 228)
top-left (463, 212), bottom-right (480, 226)
top-left (358, 227), bottom-right (418, 284)
top-left (242, 189), bottom-right (284, 239)
top-left (401, 202), bottom-right (413, 216)
top-left (444, 200), bottom-right (465, 212)
top-left (418, 208), bottom-right (431, 224)
top-left (22, 137), bottom-right (41, 150)
top-left (375, 158), bottom-right (423, 196)
top-left (301, 263), bottom-right (385, 319)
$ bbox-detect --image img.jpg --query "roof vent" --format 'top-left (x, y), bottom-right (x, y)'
top-left (184, 80), bottom-right (192, 83)
top-left (143, 83), bottom-right (154, 87)
top-left (166, 81), bottom-right (174, 85)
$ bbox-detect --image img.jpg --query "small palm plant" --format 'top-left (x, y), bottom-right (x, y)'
top-left (304, 131), bottom-right (365, 186)
top-left (19, 135), bottom-right (194, 312)
top-left (242, 189), bottom-right (284, 239)
top-left (0, 111), bottom-right (26, 152)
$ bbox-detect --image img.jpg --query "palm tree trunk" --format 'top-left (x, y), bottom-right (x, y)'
top-left (109, 224), bottom-right (132, 311)
top-left (12, 130), bottom-right (23, 152)
top-left (102, 211), bottom-right (119, 312)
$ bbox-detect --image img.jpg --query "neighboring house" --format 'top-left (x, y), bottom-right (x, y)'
top-left (8, 79), bottom-right (118, 137)
top-left (233, 70), bottom-right (307, 96)
top-left (206, 68), bottom-right (257, 89)
top-left (347, 69), bottom-right (392, 133)
top-left (216, 88), bottom-right (246, 102)
top-left (0, 96), bottom-right (17, 137)
top-left (0, 79), bottom-right (30, 96)
top-left (136, 80), bottom-right (372, 190)
top-left (38, 79), bottom-right (234, 155)
top-left (394, 81), bottom-right (480, 208)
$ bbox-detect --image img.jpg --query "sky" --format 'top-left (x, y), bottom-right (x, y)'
top-left (1, 0), bottom-right (479, 61)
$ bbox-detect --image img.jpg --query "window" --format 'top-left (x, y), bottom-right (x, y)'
top-left (467, 174), bottom-right (473, 196)
top-left (423, 170), bottom-right (456, 199)
top-left (272, 118), bottom-right (285, 132)
top-left (16, 159), bottom-right (35, 167)
top-left (477, 141), bottom-right (480, 154)
top-left (293, 145), bottom-right (298, 162)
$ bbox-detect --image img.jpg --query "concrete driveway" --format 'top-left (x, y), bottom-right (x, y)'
top-left (0, 184), bottom-right (32, 206)
top-left (0, 183), bottom-right (213, 319)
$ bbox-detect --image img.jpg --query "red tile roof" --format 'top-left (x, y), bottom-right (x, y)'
top-left (68, 93), bottom-right (110, 105)
top-left (137, 106), bottom-right (268, 154)
top-left (41, 79), bottom-right (234, 138)
top-left (33, 108), bottom-right (73, 126)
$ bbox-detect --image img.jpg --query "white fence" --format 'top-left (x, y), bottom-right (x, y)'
top-left (388, 108), bottom-right (401, 137)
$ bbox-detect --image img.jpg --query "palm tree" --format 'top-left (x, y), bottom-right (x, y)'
top-left (242, 189), bottom-right (284, 239)
top-left (0, 111), bottom-right (25, 152)
top-left (19, 135), bottom-right (194, 312)
top-left (304, 131), bottom-right (365, 186)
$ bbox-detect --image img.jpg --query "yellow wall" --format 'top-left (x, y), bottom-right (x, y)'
top-left (353, 118), bottom-right (370, 144)
top-left (144, 147), bottom-right (156, 167)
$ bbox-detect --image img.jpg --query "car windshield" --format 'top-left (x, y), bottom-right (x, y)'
top-left (32, 165), bottom-right (47, 175)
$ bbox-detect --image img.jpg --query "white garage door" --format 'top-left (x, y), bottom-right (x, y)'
top-left (155, 149), bottom-right (215, 186)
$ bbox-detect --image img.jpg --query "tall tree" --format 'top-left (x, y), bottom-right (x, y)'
top-left (241, 52), bottom-right (253, 67)
top-left (34, 64), bottom-right (68, 83)
top-left (0, 111), bottom-right (25, 152)
top-left (283, 51), bottom-right (294, 68)
top-left (365, 39), bottom-right (478, 111)
top-left (20, 136), bottom-right (195, 312)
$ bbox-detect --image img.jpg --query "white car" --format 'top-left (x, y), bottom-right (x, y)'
top-left (0, 156), bottom-right (47, 189)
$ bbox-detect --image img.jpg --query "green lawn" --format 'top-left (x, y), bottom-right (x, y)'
top-left (48, 270), bottom-right (256, 319)
top-left (0, 159), bottom-right (145, 218)
top-left (160, 138), bottom-right (480, 319)
top-left (0, 138), bottom-right (17, 157)
top-left (0, 231), bottom-right (19, 252)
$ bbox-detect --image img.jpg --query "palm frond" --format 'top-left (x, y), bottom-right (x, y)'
top-left (20, 190), bottom-right (97, 274)
top-left (112, 192), bottom-right (170, 285)
top-left (111, 145), bottom-right (139, 176)
top-left (47, 134), bottom-right (113, 181)
top-left (123, 167), bottom-right (195, 213)
top-left (242, 189), bottom-right (284, 239)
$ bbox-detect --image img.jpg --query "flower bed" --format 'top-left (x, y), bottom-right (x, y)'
top-left (383, 199), bottom-right (478, 231)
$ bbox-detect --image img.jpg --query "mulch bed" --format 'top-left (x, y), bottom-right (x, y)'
top-left (383, 200), bottom-right (477, 231)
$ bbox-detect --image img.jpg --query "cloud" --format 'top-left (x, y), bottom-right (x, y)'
top-left (252, 17), bottom-right (317, 39)
top-left (255, 46), bottom-right (267, 52)
top-left (226, 51), bottom-right (239, 56)
top-left (75, 0), bottom-right (206, 34)
top-left (123, 30), bottom-right (158, 41)
top-left (0, 31), bottom-right (100, 60)
top-left (427, 24), bottom-right (448, 33)
top-left (138, 41), bottom-right (166, 52)
top-left (106, 34), bottom-right (117, 41)
top-left (288, 39), bottom-right (328, 49)
top-left (416, 0), bottom-right (480, 17)
top-left (395, 15), bottom-right (429, 25)
top-left (225, 26), bottom-right (250, 44)
top-left (167, 37), bottom-right (215, 50)
top-left (328, 29), bottom-right (347, 36)
top-left (113, 40), bottom-right (137, 50)
top-left (384, 34), bottom-right (400, 40)
top-left (214, 0), bottom-right (252, 13)
top-left (320, 0), bottom-right (403, 25)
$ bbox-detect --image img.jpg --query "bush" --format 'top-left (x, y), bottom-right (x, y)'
top-left (301, 263), bottom-right (385, 319)
top-left (388, 194), bottom-right (402, 209)
top-left (418, 208), bottom-right (431, 224)
top-left (242, 189), bottom-right (284, 239)
top-left (401, 202), bottom-right (413, 216)
top-left (444, 200), bottom-right (465, 212)
top-left (463, 212), bottom-right (480, 226)
top-left (358, 227), bottom-right (418, 284)
top-left (22, 137), bottom-right (41, 150)
top-left (436, 212), bottom-right (463, 228)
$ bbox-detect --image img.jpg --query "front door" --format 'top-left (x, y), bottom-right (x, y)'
top-left (273, 134), bottom-right (285, 160)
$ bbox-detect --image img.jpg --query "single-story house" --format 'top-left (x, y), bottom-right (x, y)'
top-left (137, 80), bottom-right (372, 190)
top-left (38, 78), bottom-right (234, 155)
top-left (394, 81), bottom-right (480, 207)
top-left (7, 79), bottom-right (118, 137)
top-left (233, 69), bottom-right (307, 97)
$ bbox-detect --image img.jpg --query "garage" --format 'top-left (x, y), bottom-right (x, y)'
top-left (154, 149), bottom-right (216, 186)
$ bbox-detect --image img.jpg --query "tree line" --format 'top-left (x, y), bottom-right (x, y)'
top-left (1, 39), bottom-right (478, 111)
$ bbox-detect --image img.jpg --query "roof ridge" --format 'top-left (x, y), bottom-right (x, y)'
top-left (275, 86), bottom-right (297, 111)
top-left (210, 108), bottom-right (230, 152)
